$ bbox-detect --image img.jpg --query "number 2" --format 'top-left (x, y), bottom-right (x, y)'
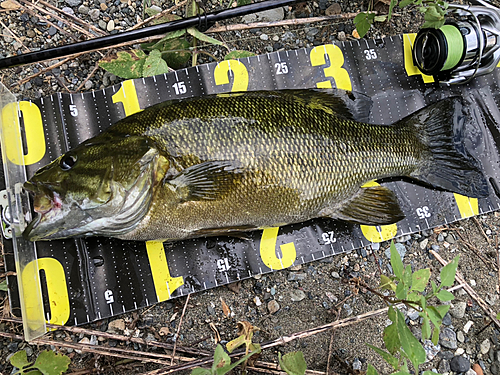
top-left (275, 62), bottom-right (288, 75)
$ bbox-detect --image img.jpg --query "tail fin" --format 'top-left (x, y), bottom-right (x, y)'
top-left (402, 98), bottom-right (489, 198)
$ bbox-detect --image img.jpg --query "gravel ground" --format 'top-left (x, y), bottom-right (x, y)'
top-left (1, 0), bottom-right (500, 374)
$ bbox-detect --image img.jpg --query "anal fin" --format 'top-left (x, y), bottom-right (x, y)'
top-left (335, 186), bottom-right (405, 225)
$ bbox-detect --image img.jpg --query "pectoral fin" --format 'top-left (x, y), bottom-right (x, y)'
top-left (166, 160), bottom-right (244, 201)
top-left (335, 186), bottom-right (405, 225)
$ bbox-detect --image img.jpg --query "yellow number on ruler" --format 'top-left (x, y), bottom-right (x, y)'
top-left (23, 258), bottom-right (70, 326)
top-left (146, 241), bottom-right (184, 301)
top-left (454, 193), bottom-right (478, 218)
top-left (112, 80), bottom-right (141, 116)
top-left (2, 101), bottom-right (45, 165)
top-left (310, 44), bottom-right (352, 91)
top-left (403, 34), bottom-right (435, 84)
top-left (214, 60), bottom-right (249, 92)
top-left (360, 181), bottom-right (398, 243)
top-left (259, 227), bottom-right (296, 270)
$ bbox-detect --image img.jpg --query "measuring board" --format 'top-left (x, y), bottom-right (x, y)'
top-left (2, 33), bottom-right (500, 337)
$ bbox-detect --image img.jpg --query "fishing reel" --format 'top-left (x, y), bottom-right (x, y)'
top-left (412, 0), bottom-right (500, 84)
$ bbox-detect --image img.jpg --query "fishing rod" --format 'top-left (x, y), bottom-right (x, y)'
top-left (0, 0), bottom-right (302, 69)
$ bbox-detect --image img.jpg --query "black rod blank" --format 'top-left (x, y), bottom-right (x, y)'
top-left (0, 0), bottom-right (301, 69)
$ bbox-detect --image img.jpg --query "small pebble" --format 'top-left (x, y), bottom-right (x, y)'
top-left (331, 271), bottom-right (340, 279)
top-left (463, 321), bottom-right (474, 333)
top-left (260, 33), bottom-right (269, 41)
top-left (290, 289), bottom-right (306, 302)
top-left (254, 296), bottom-right (262, 306)
top-left (450, 356), bottom-right (471, 372)
top-left (480, 339), bottom-right (491, 354)
top-left (457, 331), bottom-right (465, 343)
top-left (420, 238), bottom-right (429, 249)
top-left (267, 300), bottom-right (280, 314)
top-left (450, 301), bottom-right (467, 319)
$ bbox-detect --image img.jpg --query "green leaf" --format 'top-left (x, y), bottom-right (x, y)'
top-left (366, 344), bottom-right (399, 370)
top-left (374, 15), bottom-right (387, 22)
top-left (395, 281), bottom-right (407, 300)
top-left (186, 0), bottom-right (199, 18)
top-left (355, 17), bottom-right (371, 38)
top-left (392, 372), bottom-right (412, 375)
top-left (160, 38), bottom-right (191, 69)
top-left (403, 265), bottom-right (412, 289)
top-left (143, 50), bottom-right (170, 77)
top-left (424, 5), bottom-right (444, 21)
top-left (427, 306), bottom-right (443, 328)
top-left (0, 279), bottom-right (7, 291)
top-left (388, 0), bottom-right (397, 19)
top-left (390, 241), bottom-right (404, 281)
top-left (436, 289), bottom-right (455, 302)
top-left (144, 7), bottom-right (160, 16)
top-left (278, 351), bottom-right (307, 375)
top-left (422, 19), bottom-right (445, 29)
top-left (398, 0), bottom-right (414, 7)
top-left (383, 323), bottom-right (400, 355)
top-left (224, 50), bottom-right (256, 60)
top-left (431, 280), bottom-right (438, 294)
top-left (435, 304), bottom-right (450, 319)
top-left (237, 0), bottom-right (251, 5)
top-left (147, 29), bottom-right (188, 50)
top-left (353, 12), bottom-right (367, 24)
top-left (33, 350), bottom-right (71, 375)
top-left (380, 275), bottom-right (396, 292)
top-left (366, 364), bottom-right (380, 375)
top-left (440, 256), bottom-right (459, 287)
top-left (407, 292), bottom-right (420, 302)
top-left (395, 309), bottom-right (426, 371)
top-left (190, 368), bottom-right (211, 375)
top-left (411, 268), bottom-right (430, 292)
top-left (98, 50), bottom-right (147, 79)
top-left (217, 346), bottom-right (261, 375)
top-left (423, 372), bottom-right (439, 375)
top-left (212, 345), bottom-right (231, 373)
top-left (421, 314), bottom-right (431, 340)
top-left (431, 326), bottom-right (440, 346)
top-left (10, 350), bottom-right (32, 369)
top-left (496, 312), bottom-right (500, 320)
top-left (187, 27), bottom-right (224, 46)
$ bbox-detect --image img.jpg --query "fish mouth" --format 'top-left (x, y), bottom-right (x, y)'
top-left (23, 181), bottom-right (68, 241)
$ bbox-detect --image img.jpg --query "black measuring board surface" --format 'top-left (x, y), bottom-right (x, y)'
top-left (3, 33), bottom-right (500, 326)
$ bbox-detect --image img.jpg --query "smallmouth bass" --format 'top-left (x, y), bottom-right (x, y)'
top-left (23, 90), bottom-right (488, 241)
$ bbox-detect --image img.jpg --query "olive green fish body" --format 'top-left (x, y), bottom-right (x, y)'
top-left (23, 90), bottom-right (488, 241)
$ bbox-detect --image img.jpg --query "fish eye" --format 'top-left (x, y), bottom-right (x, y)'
top-left (60, 154), bottom-right (77, 171)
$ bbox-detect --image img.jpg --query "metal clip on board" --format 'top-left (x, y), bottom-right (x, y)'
top-left (0, 82), bottom-right (47, 341)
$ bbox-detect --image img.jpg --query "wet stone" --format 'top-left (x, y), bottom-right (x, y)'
top-left (450, 356), bottom-right (470, 372)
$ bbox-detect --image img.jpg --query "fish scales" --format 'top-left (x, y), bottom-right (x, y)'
top-left (23, 90), bottom-right (488, 241)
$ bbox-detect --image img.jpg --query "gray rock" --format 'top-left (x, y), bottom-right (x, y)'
top-left (149, 5), bottom-right (162, 12)
top-left (343, 303), bottom-right (353, 316)
top-left (385, 243), bottom-right (406, 261)
top-left (492, 362), bottom-right (500, 375)
top-left (331, 271), bottom-right (340, 279)
top-left (242, 7), bottom-right (285, 23)
top-left (78, 5), bottom-right (89, 14)
top-left (259, 33), bottom-right (269, 41)
top-left (61, 6), bottom-right (75, 15)
top-left (446, 234), bottom-right (456, 244)
top-left (84, 80), bottom-right (93, 90)
top-left (439, 327), bottom-right (457, 349)
top-left (290, 289), bottom-right (306, 302)
top-left (352, 359), bottom-right (362, 371)
top-left (481, 339), bottom-right (491, 354)
top-left (438, 359), bottom-right (451, 374)
top-left (450, 301), bottom-right (467, 319)
top-left (281, 31), bottom-right (296, 42)
top-left (288, 272), bottom-right (306, 281)
top-left (24, 346), bottom-right (33, 357)
top-left (65, 0), bottom-right (82, 6)
top-left (457, 331), bottom-right (465, 343)
top-left (99, 20), bottom-right (107, 30)
top-left (48, 26), bottom-right (57, 36)
top-left (442, 312), bottom-right (452, 326)
top-left (89, 9), bottom-right (100, 20)
top-left (450, 356), bottom-right (470, 372)
top-left (423, 339), bottom-right (440, 361)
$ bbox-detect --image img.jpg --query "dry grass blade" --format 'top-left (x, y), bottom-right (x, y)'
top-left (36, 0), bottom-right (107, 36)
top-left (170, 294), bottom-right (190, 365)
top-left (129, 0), bottom-right (188, 31)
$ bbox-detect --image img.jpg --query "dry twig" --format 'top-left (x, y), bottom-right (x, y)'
top-left (171, 294), bottom-right (190, 365)
top-left (430, 250), bottom-right (500, 330)
top-left (129, 0), bottom-right (188, 31)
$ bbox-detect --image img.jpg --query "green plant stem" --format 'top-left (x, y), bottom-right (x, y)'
top-left (355, 279), bottom-right (423, 310)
